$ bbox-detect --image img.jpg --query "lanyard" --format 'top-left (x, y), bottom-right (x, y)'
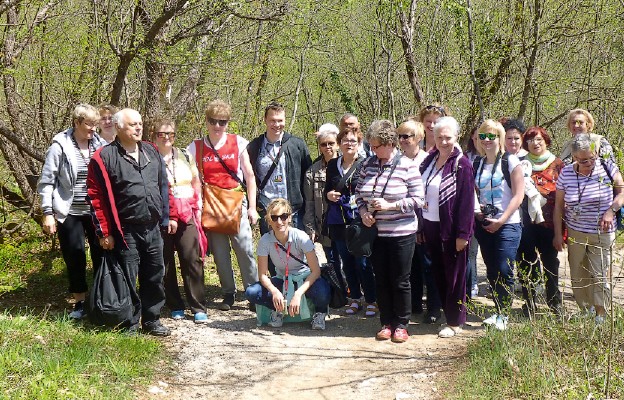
top-left (165, 149), bottom-right (177, 187)
top-left (424, 155), bottom-right (444, 200)
top-left (574, 164), bottom-right (594, 205)
top-left (274, 242), bottom-right (291, 297)
top-left (477, 153), bottom-right (502, 205)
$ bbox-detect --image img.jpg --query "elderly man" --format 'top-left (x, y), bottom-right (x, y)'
top-left (87, 108), bottom-right (177, 336)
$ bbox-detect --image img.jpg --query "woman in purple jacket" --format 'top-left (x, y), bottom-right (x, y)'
top-left (420, 117), bottom-right (475, 338)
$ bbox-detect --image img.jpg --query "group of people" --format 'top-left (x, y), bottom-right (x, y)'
top-left (38, 100), bottom-right (622, 341)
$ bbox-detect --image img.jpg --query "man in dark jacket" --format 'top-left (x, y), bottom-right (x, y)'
top-left (87, 108), bottom-right (178, 336)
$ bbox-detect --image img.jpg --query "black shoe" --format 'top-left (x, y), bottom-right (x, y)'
top-left (248, 302), bottom-right (256, 312)
top-left (549, 303), bottom-right (563, 318)
top-left (142, 321), bottom-right (171, 337)
top-left (423, 310), bottom-right (441, 324)
top-left (521, 303), bottom-right (536, 318)
top-left (218, 294), bottom-right (235, 311)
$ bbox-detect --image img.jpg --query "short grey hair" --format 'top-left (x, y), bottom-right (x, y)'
top-left (112, 108), bottom-right (141, 130)
top-left (318, 123), bottom-right (339, 135)
top-left (71, 104), bottom-right (99, 126)
top-left (571, 133), bottom-right (595, 154)
top-left (433, 116), bottom-right (460, 138)
top-left (367, 119), bottom-right (397, 147)
top-left (316, 131), bottom-right (337, 144)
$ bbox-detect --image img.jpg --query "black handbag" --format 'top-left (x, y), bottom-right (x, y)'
top-left (87, 251), bottom-right (135, 328)
top-left (345, 153), bottom-right (402, 257)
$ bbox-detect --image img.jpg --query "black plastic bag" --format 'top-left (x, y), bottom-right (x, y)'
top-left (87, 251), bottom-right (134, 327)
top-left (320, 263), bottom-right (347, 309)
top-left (345, 217), bottom-right (378, 257)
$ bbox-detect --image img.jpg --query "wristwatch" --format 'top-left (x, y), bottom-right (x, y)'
top-left (611, 206), bottom-right (619, 213)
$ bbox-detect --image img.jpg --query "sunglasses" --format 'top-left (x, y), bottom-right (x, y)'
top-left (398, 134), bottom-right (415, 140)
top-left (320, 142), bottom-right (336, 148)
top-left (478, 132), bottom-right (498, 141)
top-left (156, 132), bottom-right (175, 139)
top-left (207, 117), bottom-right (229, 127)
top-left (270, 213), bottom-right (290, 222)
top-left (425, 105), bottom-right (446, 116)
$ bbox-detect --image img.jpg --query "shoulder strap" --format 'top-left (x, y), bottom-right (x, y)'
top-left (258, 135), bottom-right (287, 191)
top-left (335, 157), bottom-right (362, 192)
top-left (206, 135), bottom-right (246, 190)
top-left (501, 153), bottom-right (512, 188)
top-left (601, 158), bottom-right (614, 183)
top-left (276, 241), bottom-right (308, 266)
top-left (378, 152), bottom-right (403, 198)
top-left (472, 156), bottom-right (482, 178)
top-left (179, 148), bottom-right (190, 164)
top-left (194, 140), bottom-right (205, 184)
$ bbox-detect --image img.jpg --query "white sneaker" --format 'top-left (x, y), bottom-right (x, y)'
top-left (483, 314), bottom-right (498, 325)
top-left (471, 284), bottom-right (479, 298)
top-left (494, 315), bottom-right (508, 331)
top-left (69, 308), bottom-right (86, 320)
top-left (268, 311), bottom-right (283, 327)
top-left (595, 315), bottom-right (606, 325)
top-left (438, 326), bottom-right (462, 338)
top-left (311, 312), bottom-right (326, 330)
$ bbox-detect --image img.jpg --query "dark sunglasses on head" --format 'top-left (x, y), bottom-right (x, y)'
top-left (425, 105), bottom-right (446, 116)
top-left (156, 132), bottom-right (175, 139)
top-left (478, 132), bottom-right (498, 141)
top-left (319, 142), bottom-right (336, 148)
top-left (207, 117), bottom-right (229, 127)
top-left (270, 213), bottom-right (290, 222)
top-left (398, 134), bottom-right (415, 140)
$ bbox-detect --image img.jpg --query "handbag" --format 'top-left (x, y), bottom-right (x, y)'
top-left (195, 139), bottom-right (245, 235)
top-left (87, 251), bottom-right (135, 328)
top-left (345, 152), bottom-right (402, 257)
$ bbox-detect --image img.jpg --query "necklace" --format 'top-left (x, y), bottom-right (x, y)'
top-left (72, 136), bottom-right (92, 163)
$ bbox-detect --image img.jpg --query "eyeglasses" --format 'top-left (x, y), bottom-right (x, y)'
top-left (573, 120), bottom-right (587, 127)
top-left (341, 139), bottom-right (358, 145)
top-left (371, 143), bottom-right (387, 150)
top-left (270, 213), bottom-right (290, 222)
top-left (478, 132), bottom-right (498, 141)
top-left (575, 156), bottom-right (596, 165)
top-left (207, 117), bottom-right (229, 127)
top-left (425, 105), bottom-right (446, 116)
top-left (526, 137), bottom-right (544, 144)
top-left (398, 134), bottom-right (415, 140)
top-left (100, 116), bottom-right (113, 122)
top-left (156, 132), bottom-right (175, 139)
top-left (319, 142), bottom-right (336, 148)
top-left (82, 120), bottom-right (98, 128)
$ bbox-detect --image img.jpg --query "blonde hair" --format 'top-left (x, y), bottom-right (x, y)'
top-left (205, 99), bottom-right (232, 120)
top-left (71, 104), bottom-right (100, 127)
top-left (566, 108), bottom-right (595, 133)
top-left (476, 119), bottom-right (505, 156)
top-left (264, 198), bottom-right (293, 226)
top-left (397, 120), bottom-right (425, 143)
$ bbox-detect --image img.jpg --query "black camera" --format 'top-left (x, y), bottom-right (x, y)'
top-left (480, 204), bottom-right (500, 226)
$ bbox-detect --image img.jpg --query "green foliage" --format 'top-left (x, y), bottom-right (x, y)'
top-left (0, 312), bottom-right (164, 399)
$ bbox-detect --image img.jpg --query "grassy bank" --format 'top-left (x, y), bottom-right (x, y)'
top-left (454, 308), bottom-right (624, 399)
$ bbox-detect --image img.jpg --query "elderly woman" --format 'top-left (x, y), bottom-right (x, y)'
top-left (304, 129), bottom-right (339, 266)
top-left (502, 118), bottom-right (528, 159)
top-left (554, 134), bottom-right (623, 324)
top-left (419, 117), bottom-right (475, 338)
top-left (473, 119), bottom-right (524, 331)
top-left (187, 99), bottom-right (259, 311)
top-left (151, 118), bottom-right (208, 323)
top-left (356, 120), bottom-right (424, 343)
top-left (398, 119), bottom-right (442, 322)
top-left (560, 108), bottom-right (614, 165)
top-left (325, 127), bottom-right (377, 316)
top-left (38, 104), bottom-right (107, 319)
top-left (245, 198), bottom-right (330, 329)
top-left (516, 127), bottom-right (564, 317)
top-left (419, 104), bottom-right (447, 152)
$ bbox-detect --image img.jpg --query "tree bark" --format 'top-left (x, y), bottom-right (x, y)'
top-left (397, 0), bottom-right (424, 108)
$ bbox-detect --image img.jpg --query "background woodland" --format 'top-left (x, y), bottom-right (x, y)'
top-left (0, 0), bottom-right (623, 233)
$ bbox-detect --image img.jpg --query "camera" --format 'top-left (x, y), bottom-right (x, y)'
top-left (480, 204), bottom-right (500, 226)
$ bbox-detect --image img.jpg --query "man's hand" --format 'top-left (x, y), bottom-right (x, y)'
top-left (168, 220), bottom-right (178, 235)
top-left (99, 235), bottom-right (115, 250)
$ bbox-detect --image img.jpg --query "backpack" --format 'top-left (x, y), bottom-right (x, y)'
top-left (600, 158), bottom-right (624, 231)
top-left (88, 251), bottom-right (135, 327)
top-left (473, 152), bottom-right (511, 188)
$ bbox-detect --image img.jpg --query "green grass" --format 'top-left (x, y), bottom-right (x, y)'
top-left (454, 308), bottom-right (624, 399)
top-left (0, 312), bottom-right (164, 399)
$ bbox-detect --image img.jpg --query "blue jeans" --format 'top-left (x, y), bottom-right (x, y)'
top-left (259, 208), bottom-right (304, 276)
top-left (410, 242), bottom-right (441, 313)
top-left (466, 236), bottom-right (479, 296)
top-left (475, 223), bottom-right (522, 313)
top-left (245, 276), bottom-right (331, 311)
top-left (335, 239), bottom-right (376, 303)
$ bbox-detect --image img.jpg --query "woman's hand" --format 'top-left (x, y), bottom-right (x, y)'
top-left (456, 238), bottom-right (469, 252)
top-left (288, 292), bottom-right (302, 317)
top-left (42, 215), bottom-right (57, 235)
top-left (483, 219), bottom-right (503, 233)
top-left (362, 212), bottom-right (376, 227)
top-left (600, 209), bottom-right (615, 232)
top-left (553, 235), bottom-right (566, 252)
top-left (370, 198), bottom-right (395, 211)
top-left (327, 190), bottom-right (341, 203)
top-left (99, 235), bottom-right (115, 250)
top-left (247, 208), bottom-right (259, 225)
top-left (271, 288), bottom-right (285, 312)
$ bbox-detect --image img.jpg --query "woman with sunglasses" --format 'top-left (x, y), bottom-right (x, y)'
top-left (187, 99), bottom-right (259, 312)
top-left (38, 104), bottom-right (107, 319)
top-left (303, 128), bottom-right (339, 270)
top-left (325, 127), bottom-right (377, 317)
top-left (560, 109), bottom-right (615, 166)
top-left (398, 119), bottom-right (442, 322)
top-left (151, 118), bottom-right (208, 323)
top-left (418, 103), bottom-right (448, 152)
top-left (516, 127), bottom-right (564, 318)
top-left (356, 120), bottom-right (424, 343)
top-left (473, 119), bottom-right (524, 331)
top-left (245, 198), bottom-right (330, 329)
top-left (553, 134), bottom-right (624, 324)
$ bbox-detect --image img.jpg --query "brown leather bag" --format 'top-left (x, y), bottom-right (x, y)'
top-left (195, 139), bottom-right (245, 235)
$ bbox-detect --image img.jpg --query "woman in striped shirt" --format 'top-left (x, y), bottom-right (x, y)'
top-left (553, 134), bottom-right (624, 324)
top-left (355, 120), bottom-right (424, 343)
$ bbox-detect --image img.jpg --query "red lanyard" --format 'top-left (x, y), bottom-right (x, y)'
top-left (274, 242), bottom-right (291, 296)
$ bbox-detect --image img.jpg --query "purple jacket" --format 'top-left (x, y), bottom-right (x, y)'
top-left (419, 147), bottom-right (475, 242)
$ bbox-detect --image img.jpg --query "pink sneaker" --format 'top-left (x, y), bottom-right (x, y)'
top-left (391, 328), bottom-right (409, 343)
top-left (375, 325), bottom-right (392, 340)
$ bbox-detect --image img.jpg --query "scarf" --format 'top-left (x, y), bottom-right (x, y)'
top-left (527, 150), bottom-right (556, 172)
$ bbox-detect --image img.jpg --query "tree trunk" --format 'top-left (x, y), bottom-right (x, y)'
top-left (397, 0), bottom-right (424, 108)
